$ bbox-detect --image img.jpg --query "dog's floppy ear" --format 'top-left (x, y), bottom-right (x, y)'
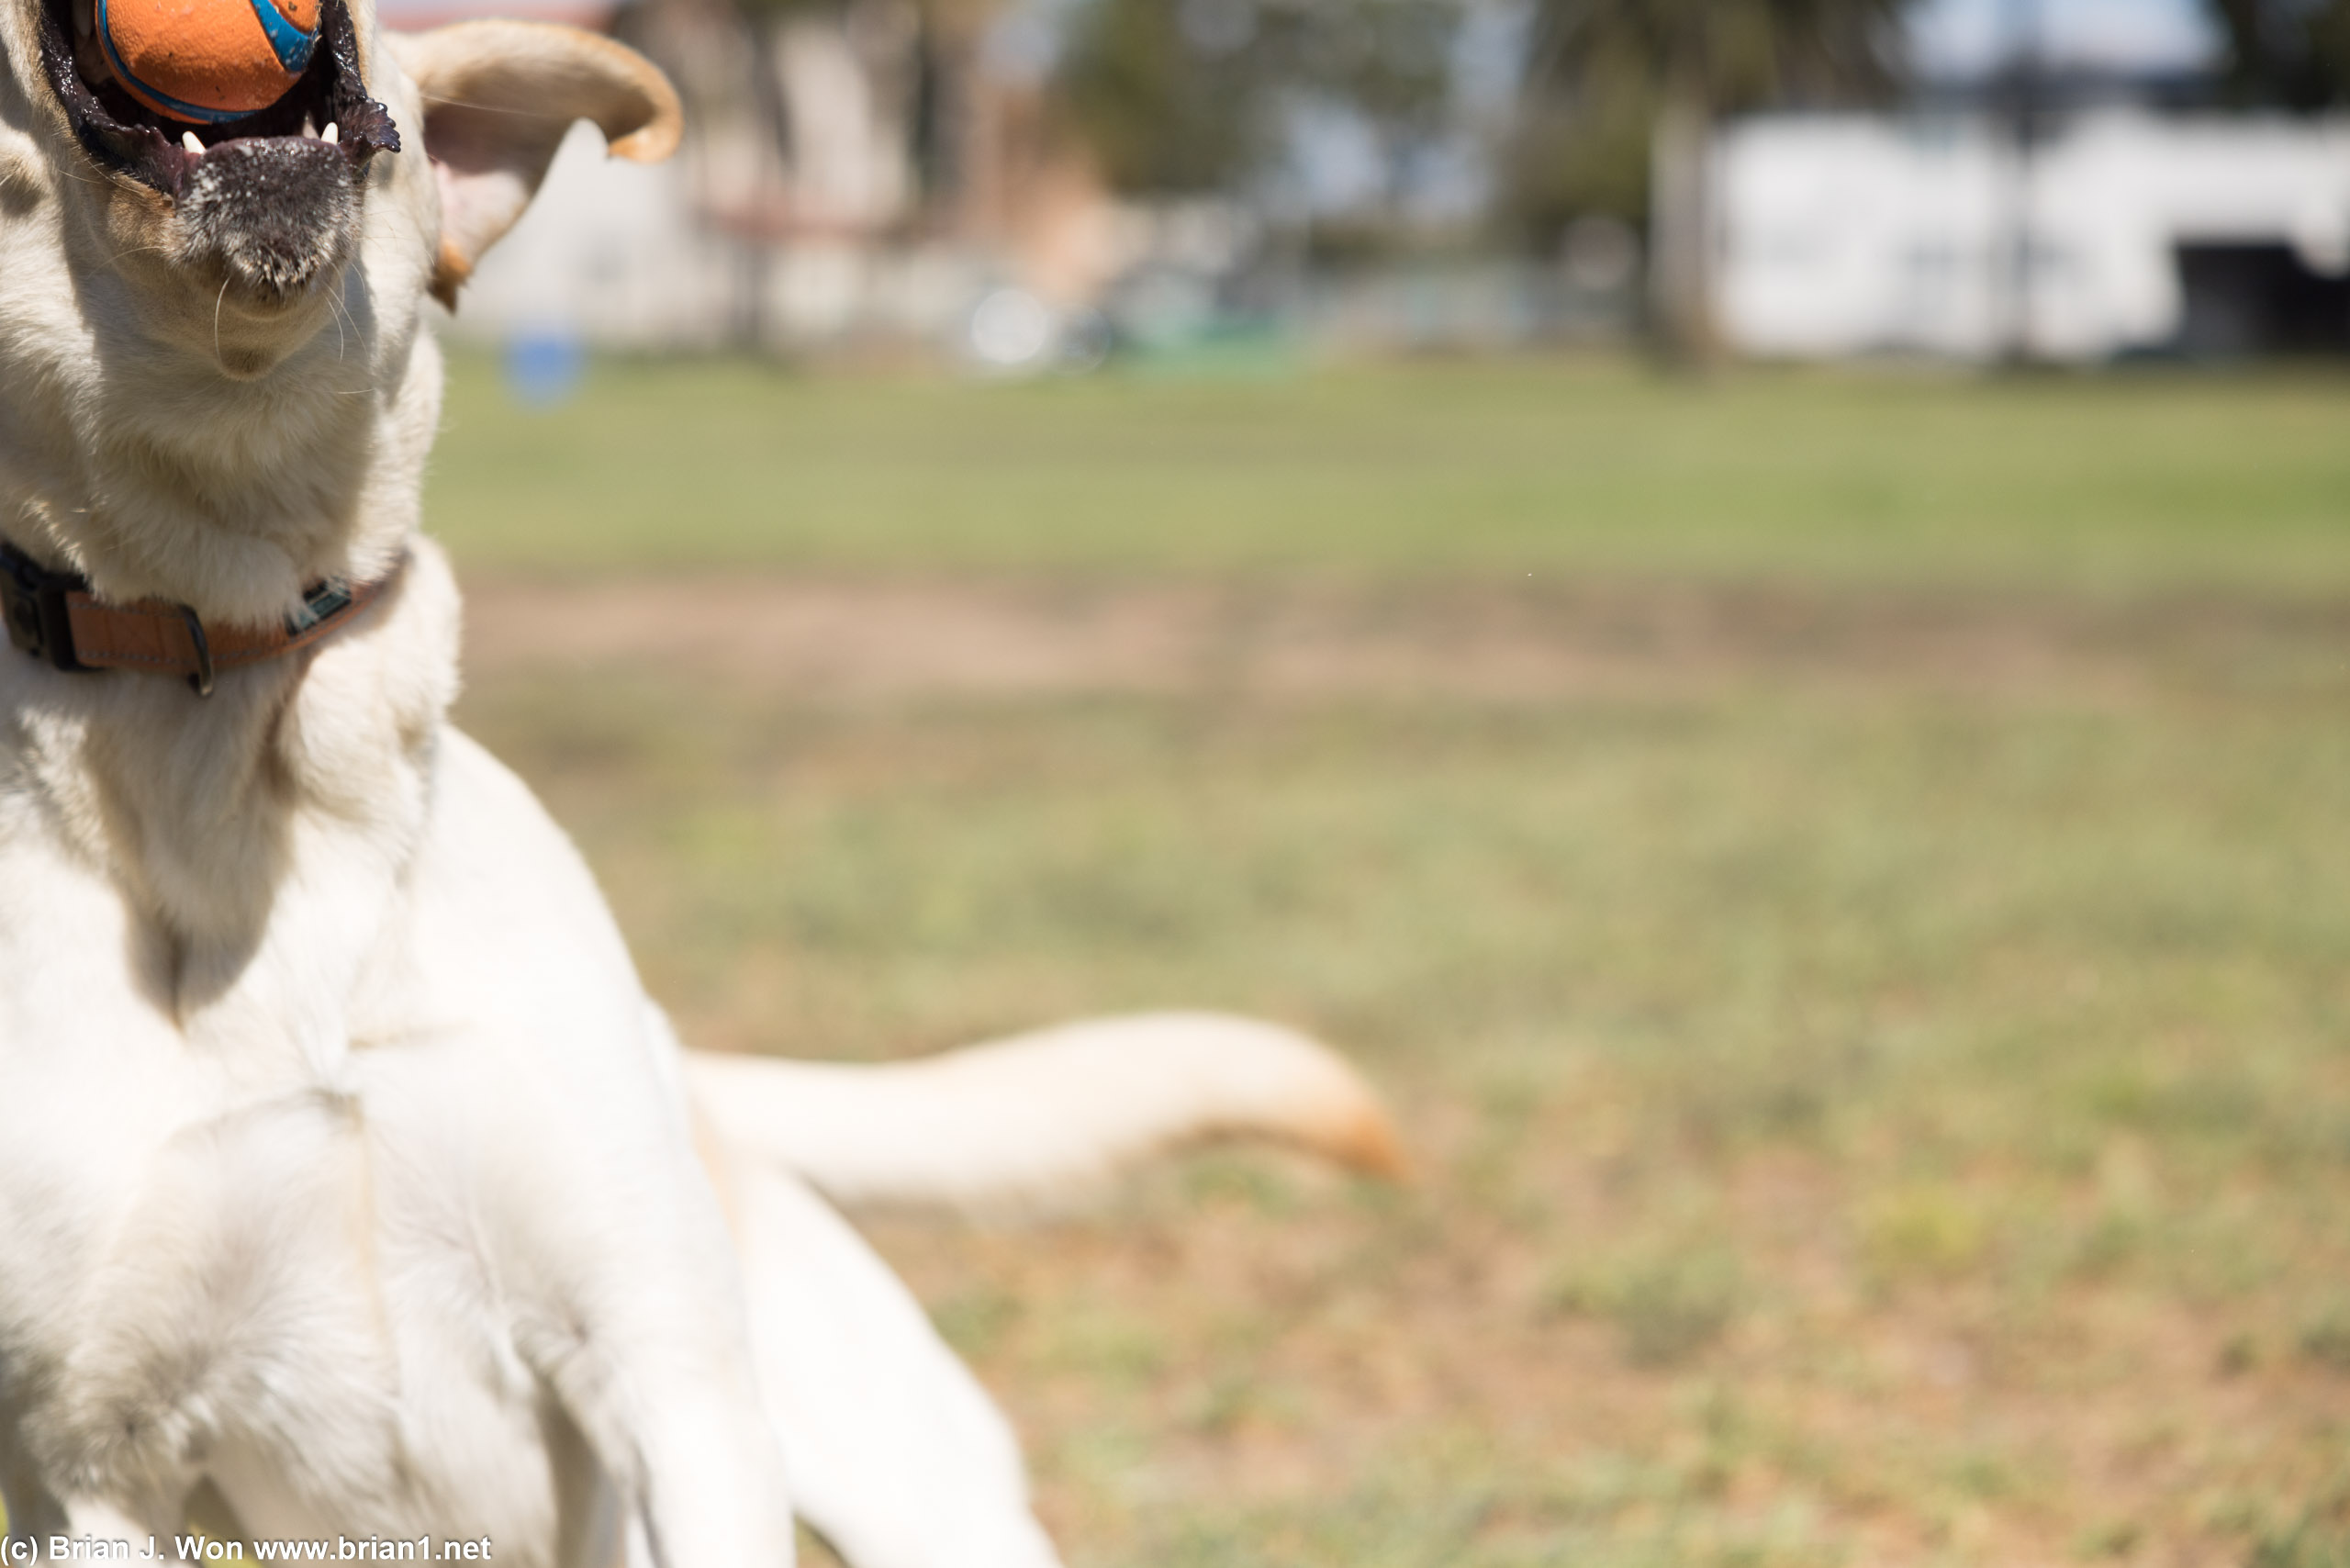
top-left (388, 20), bottom-right (681, 309)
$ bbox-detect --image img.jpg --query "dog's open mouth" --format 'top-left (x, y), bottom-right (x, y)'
top-left (36, 0), bottom-right (397, 202)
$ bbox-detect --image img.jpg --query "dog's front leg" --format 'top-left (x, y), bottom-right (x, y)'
top-left (523, 1305), bottom-right (796, 1568)
top-left (1, 1348), bottom-right (199, 1568)
top-left (42, 1493), bottom-right (198, 1565)
top-left (510, 1187), bottom-right (797, 1568)
top-left (0, 1433), bottom-right (70, 1563)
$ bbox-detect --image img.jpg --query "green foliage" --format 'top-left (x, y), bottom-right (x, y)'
top-left (1054, 0), bottom-right (1460, 197)
top-left (1505, 0), bottom-right (1908, 238)
top-left (1055, 0), bottom-right (1264, 193)
top-left (1504, 73), bottom-right (1657, 227)
top-left (2210, 0), bottom-right (2350, 107)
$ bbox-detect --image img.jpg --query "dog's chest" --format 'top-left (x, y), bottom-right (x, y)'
top-left (0, 852), bottom-right (563, 1550)
top-left (0, 1070), bottom-right (389, 1484)
top-left (0, 1046), bottom-right (572, 1550)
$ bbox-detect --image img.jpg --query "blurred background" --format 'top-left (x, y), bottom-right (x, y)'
top-left (398, 0), bottom-right (2350, 364)
top-left (404, 0), bottom-right (2350, 1557)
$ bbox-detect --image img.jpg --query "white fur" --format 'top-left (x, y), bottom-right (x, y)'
top-left (0, 6), bottom-right (1399, 1566)
top-left (691, 1013), bottom-right (1405, 1214)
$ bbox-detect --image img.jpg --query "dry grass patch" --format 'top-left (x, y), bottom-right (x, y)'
top-left (460, 574), bottom-right (2350, 1567)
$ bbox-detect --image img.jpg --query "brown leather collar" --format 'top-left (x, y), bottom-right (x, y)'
top-left (0, 543), bottom-right (404, 697)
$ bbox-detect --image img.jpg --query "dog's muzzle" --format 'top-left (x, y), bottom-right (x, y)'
top-left (34, 0), bottom-right (395, 207)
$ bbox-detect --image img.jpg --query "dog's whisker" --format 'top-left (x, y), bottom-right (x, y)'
top-left (325, 285), bottom-right (352, 361)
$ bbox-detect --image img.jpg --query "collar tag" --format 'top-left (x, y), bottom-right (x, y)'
top-left (0, 544), bottom-right (88, 672)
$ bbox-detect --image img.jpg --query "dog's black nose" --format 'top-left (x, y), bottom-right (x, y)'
top-left (178, 136), bottom-right (358, 303)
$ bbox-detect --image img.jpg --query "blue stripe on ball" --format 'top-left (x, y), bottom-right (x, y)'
top-left (245, 0), bottom-right (317, 77)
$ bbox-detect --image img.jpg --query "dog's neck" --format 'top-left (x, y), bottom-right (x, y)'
top-left (2, 273), bottom-right (433, 624)
top-left (0, 323), bottom-right (459, 1050)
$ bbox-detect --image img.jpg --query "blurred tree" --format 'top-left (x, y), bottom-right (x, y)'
top-left (1317, 0), bottom-right (1463, 193)
top-left (624, 0), bottom-right (989, 220)
top-left (1507, 0), bottom-right (1908, 354)
top-left (2207, 0), bottom-right (2350, 106)
top-left (1056, 0), bottom-right (1266, 190)
top-left (1055, 0), bottom-right (1461, 206)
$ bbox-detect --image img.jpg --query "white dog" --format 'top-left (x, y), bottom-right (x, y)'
top-left (0, 6), bottom-right (1403, 1568)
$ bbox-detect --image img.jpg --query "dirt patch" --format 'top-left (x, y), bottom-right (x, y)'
top-left (461, 573), bottom-right (2350, 706)
top-left (854, 1096), bottom-right (2336, 1568)
top-left (457, 573), bottom-right (2350, 1565)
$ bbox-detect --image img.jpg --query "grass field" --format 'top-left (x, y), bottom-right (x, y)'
top-left (436, 353), bottom-right (2350, 1568)
top-left (433, 353), bottom-right (2350, 589)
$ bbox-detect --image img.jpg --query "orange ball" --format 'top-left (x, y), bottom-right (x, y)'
top-left (98, 0), bottom-right (319, 124)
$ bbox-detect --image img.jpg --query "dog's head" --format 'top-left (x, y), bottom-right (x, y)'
top-left (0, 0), bottom-right (677, 379)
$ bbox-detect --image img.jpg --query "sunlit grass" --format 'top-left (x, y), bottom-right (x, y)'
top-left (461, 673), bottom-right (2350, 1567)
top-left (438, 353), bottom-right (2350, 1566)
top-left (430, 353), bottom-right (2350, 589)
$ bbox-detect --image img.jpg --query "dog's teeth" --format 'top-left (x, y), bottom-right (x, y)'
top-left (302, 116), bottom-right (317, 138)
top-left (182, 131), bottom-right (203, 156)
top-left (72, 0), bottom-right (93, 39)
top-left (322, 122), bottom-right (339, 145)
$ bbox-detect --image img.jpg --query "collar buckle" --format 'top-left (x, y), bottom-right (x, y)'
top-left (0, 544), bottom-right (88, 673)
